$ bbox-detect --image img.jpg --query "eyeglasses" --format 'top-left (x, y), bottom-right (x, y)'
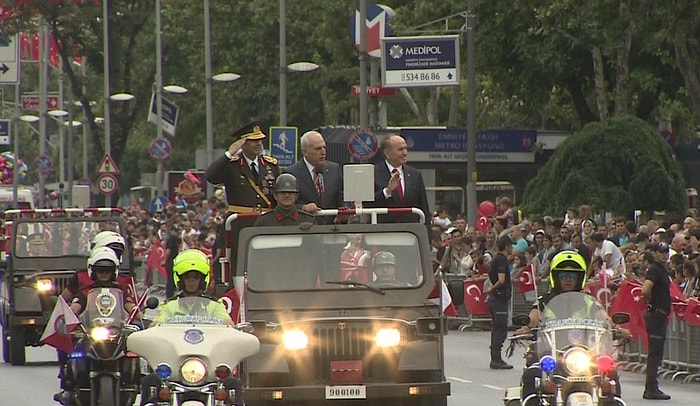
top-left (558, 271), bottom-right (579, 281)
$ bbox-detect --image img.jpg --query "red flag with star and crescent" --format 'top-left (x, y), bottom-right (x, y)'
top-left (517, 264), bottom-right (536, 294)
top-left (427, 280), bottom-right (458, 317)
top-left (608, 279), bottom-right (648, 350)
top-left (40, 296), bottom-right (80, 353)
top-left (683, 298), bottom-right (700, 327)
top-left (145, 239), bottom-right (167, 278)
top-left (463, 279), bottom-right (490, 316)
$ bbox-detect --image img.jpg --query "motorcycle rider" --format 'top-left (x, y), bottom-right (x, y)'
top-left (140, 249), bottom-right (238, 405)
top-left (514, 250), bottom-right (630, 406)
top-left (54, 247), bottom-right (138, 405)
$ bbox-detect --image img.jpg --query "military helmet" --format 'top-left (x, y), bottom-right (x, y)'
top-left (173, 249), bottom-right (210, 289)
top-left (275, 173), bottom-right (299, 193)
top-left (373, 251), bottom-right (396, 268)
top-left (549, 250), bottom-right (587, 291)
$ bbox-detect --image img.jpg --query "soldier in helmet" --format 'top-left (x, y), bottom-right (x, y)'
top-left (254, 173), bottom-right (316, 227)
top-left (369, 251), bottom-right (410, 287)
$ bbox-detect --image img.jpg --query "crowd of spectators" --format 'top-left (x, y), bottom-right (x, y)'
top-left (431, 201), bottom-right (700, 300)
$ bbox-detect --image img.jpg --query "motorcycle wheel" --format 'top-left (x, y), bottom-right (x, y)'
top-left (97, 375), bottom-right (116, 406)
top-left (8, 327), bottom-right (26, 365)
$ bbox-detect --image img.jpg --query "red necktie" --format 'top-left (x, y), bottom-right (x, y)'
top-left (392, 168), bottom-right (404, 202)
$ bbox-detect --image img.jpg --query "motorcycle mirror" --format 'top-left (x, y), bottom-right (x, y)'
top-left (611, 312), bottom-right (630, 325)
top-left (512, 314), bottom-right (531, 326)
top-left (145, 297), bottom-right (160, 309)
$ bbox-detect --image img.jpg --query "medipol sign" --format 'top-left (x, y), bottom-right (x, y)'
top-left (381, 35), bottom-right (459, 88)
top-left (400, 128), bottom-right (537, 163)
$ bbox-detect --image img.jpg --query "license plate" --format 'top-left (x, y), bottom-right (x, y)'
top-left (325, 385), bottom-right (366, 399)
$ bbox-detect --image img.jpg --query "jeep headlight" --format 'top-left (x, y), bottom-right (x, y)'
top-left (376, 328), bottom-right (401, 347)
top-left (282, 330), bottom-right (308, 350)
top-left (36, 278), bottom-right (53, 293)
top-left (180, 357), bottom-right (207, 384)
top-left (564, 348), bottom-right (590, 375)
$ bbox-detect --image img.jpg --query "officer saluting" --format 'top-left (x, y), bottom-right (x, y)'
top-left (205, 121), bottom-right (280, 214)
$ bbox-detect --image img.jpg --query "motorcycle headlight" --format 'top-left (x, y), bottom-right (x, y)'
top-left (375, 328), bottom-right (401, 347)
top-left (90, 326), bottom-right (111, 341)
top-left (36, 278), bottom-right (53, 293)
top-left (282, 330), bottom-right (309, 351)
top-left (564, 348), bottom-right (591, 375)
top-left (180, 357), bottom-right (207, 384)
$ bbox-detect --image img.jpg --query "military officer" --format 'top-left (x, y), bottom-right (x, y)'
top-left (254, 174), bottom-right (315, 227)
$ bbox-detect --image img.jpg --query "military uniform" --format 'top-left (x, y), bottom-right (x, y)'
top-left (254, 206), bottom-right (315, 226)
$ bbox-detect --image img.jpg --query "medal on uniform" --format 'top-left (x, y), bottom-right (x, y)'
top-left (262, 187), bottom-right (269, 194)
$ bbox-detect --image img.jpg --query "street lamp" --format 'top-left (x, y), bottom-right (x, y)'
top-left (279, 61), bottom-right (319, 126)
top-left (48, 109), bottom-right (69, 185)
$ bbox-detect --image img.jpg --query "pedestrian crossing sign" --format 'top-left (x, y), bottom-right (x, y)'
top-left (97, 154), bottom-right (120, 175)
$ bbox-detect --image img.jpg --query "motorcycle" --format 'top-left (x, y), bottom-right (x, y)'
top-left (503, 291), bottom-right (630, 406)
top-left (59, 287), bottom-right (141, 406)
top-left (127, 297), bottom-right (260, 406)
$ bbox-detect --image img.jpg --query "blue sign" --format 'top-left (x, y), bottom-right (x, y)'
top-left (0, 119), bottom-right (9, 145)
top-left (34, 154), bottom-right (53, 174)
top-left (148, 93), bottom-right (180, 136)
top-left (348, 4), bottom-right (394, 56)
top-left (381, 35), bottom-right (460, 87)
top-left (149, 137), bottom-right (172, 160)
top-left (348, 129), bottom-right (379, 160)
top-left (399, 128), bottom-right (537, 163)
top-left (269, 126), bottom-right (298, 167)
top-left (150, 196), bottom-right (168, 213)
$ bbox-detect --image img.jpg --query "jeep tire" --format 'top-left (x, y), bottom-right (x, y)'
top-left (8, 327), bottom-right (26, 365)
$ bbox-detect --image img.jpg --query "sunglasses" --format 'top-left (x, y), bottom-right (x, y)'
top-left (558, 271), bottom-right (578, 281)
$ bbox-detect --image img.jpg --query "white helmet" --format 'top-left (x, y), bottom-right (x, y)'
top-left (91, 231), bottom-right (126, 262)
top-left (87, 247), bottom-right (120, 280)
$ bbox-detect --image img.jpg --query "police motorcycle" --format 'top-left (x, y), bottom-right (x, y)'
top-left (127, 297), bottom-right (260, 406)
top-left (60, 286), bottom-right (142, 406)
top-left (503, 291), bottom-right (630, 406)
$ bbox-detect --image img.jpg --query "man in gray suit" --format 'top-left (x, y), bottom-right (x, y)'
top-left (283, 130), bottom-right (344, 223)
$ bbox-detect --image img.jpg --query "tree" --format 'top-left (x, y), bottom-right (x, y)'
top-left (521, 115), bottom-right (686, 217)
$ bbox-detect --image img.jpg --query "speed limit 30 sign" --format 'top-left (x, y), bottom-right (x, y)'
top-left (97, 173), bottom-right (119, 195)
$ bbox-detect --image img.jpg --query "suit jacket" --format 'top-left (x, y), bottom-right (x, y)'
top-left (368, 162), bottom-right (430, 226)
top-left (205, 152), bottom-right (279, 210)
top-left (284, 160), bottom-right (344, 209)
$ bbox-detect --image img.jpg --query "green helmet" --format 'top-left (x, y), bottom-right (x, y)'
top-left (373, 251), bottom-right (396, 268)
top-left (549, 250), bottom-right (587, 291)
top-left (173, 249), bottom-right (210, 289)
top-left (275, 173), bottom-right (299, 193)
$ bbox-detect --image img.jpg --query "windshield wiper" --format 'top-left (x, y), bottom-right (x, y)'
top-left (326, 280), bottom-right (385, 295)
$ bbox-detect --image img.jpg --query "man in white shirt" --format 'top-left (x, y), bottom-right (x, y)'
top-left (590, 232), bottom-right (626, 277)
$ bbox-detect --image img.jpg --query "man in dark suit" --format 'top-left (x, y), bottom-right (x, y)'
top-left (283, 130), bottom-right (344, 224)
top-left (370, 133), bottom-right (430, 226)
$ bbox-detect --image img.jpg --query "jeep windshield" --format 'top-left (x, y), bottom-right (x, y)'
top-left (245, 229), bottom-right (426, 292)
top-left (12, 219), bottom-right (123, 258)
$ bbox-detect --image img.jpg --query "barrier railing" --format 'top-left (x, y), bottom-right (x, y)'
top-left (132, 255), bottom-right (167, 297)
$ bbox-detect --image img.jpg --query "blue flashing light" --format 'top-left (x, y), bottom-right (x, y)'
top-left (540, 355), bottom-right (556, 373)
top-left (156, 363), bottom-right (172, 379)
top-left (68, 350), bottom-right (86, 359)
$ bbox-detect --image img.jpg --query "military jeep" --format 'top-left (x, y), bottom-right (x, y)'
top-left (0, 208), bottom-right (129, 365)
top-left (236, 217), bottom-right (460, 406)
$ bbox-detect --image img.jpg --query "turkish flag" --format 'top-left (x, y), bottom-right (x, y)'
top-left (145, 239), bottom-right (167, 278)
top-left (476, 215), bottom-right (490, 233)
top-left (427, 280), bottom-right (458, 317)
top-left (583, 278), bottom-right (615, 309)
top-left (683, 298), bottom-right (700, 327)
top-left (40, 296), bottom-right (80, 354)
top-left (517, 264), bottom-right (536, 294)
top-left (219, 288), bottom-right (241, 324)
top-left (463, 279), bottom-right (490, 316)
top-left (609, 280), bottom-right (648, 350)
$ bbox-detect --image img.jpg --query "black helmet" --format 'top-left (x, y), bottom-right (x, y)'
top-left (275, 173), bottom-right (299, 193)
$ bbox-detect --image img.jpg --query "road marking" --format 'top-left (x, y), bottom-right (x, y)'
top-left (481, 384), bottom-right (504, 391)
top-left (447, 376), bottom-right (472, 384)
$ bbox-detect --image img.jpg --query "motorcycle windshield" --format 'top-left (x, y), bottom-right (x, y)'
top-left (157, 297), bottom-right (228, 325)
top-left (537, 291), bottom-right (614, 357)
top-left (81, 287), bottom-right (125, 328)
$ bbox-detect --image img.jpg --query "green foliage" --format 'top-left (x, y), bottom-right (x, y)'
top-left (521, 115), bottom-right (686, 216)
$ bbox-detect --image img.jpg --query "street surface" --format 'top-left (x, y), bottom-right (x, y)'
top-left (1, 328), bottom-right (697, 405)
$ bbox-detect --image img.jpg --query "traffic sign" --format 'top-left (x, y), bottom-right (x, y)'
top-left (97, 154), bottom-right (120, 175)
top-left (269, 126), bottom-right (297, 167)
top-left (97, 173), bottom-right (119, 195)
top-left (348, 129), bottom-right (379, 161)
top-left (77, 177), bottom-right (93, 189)
top-left (147, 92), bottom-right (180, 136)
top-left (661, 129), bottom-right (676, 149)
top-left (149, 137), bottom-right (172, 160)
top-left (351, 85), bottom-right (397, 97)
top-left (150, 196), bottom-right (168, 213)
top-left (381, 35), bottom-right (460, 88)
top-left (34, 154), bottom-right (53, 174)
top-left (21, 94), bottom-right (60, 111)
top-left (0, 33), bottom-right (19, 84)
top-left (349, 4), bottom-right (394, 58)
top-left (0, 119), bottom-right (9, 145)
